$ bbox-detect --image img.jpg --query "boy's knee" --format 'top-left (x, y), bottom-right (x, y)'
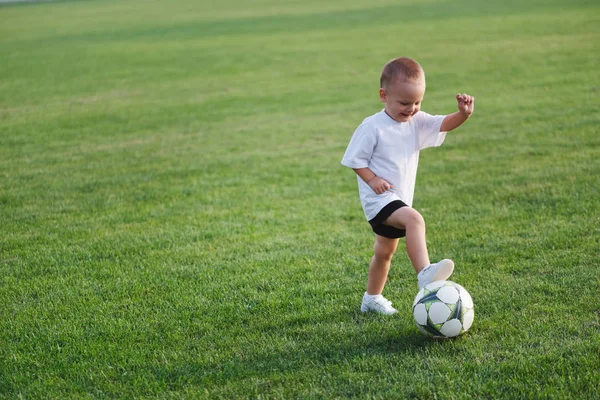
top-left (374, 241), bottom-right (397, 262)
top-left (388, 207), bottom-right (425, 229)
top-left (375, 248), bottom-right (394, 262)
top-left (402, 208), bottom-right (425, 228)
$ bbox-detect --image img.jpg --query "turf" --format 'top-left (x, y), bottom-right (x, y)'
top-left (1, 0), bottom-right (599, 398)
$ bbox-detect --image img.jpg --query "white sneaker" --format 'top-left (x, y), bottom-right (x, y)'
top-left (360, 293), bottom-right (398, 315)
top-left (417, 259), bottom-right (455, 289)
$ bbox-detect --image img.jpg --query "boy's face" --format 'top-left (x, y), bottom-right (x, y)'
top-left (379, 79), bottom-right (426, 122)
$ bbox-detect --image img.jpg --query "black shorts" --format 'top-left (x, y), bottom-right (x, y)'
top-left (368, 200), bottom-right (408, 239)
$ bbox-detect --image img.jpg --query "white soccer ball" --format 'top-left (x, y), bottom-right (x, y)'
top-left (412, 280), bottom-right (474, 338)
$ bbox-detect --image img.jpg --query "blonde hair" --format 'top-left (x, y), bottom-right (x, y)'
top-left (380, 57), bottom-right (424, 88)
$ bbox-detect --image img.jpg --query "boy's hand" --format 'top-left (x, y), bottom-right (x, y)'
top-left (456, 93), bottom-right (475, 117)
top-left (367, 176), bottom-right (393, 194)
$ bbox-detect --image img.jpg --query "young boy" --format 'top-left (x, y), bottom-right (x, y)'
top-left (341, 57), bottom-right (474, 315)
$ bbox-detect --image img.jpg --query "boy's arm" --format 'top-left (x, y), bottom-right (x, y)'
top-left (353, 167), bottom-right (393, 195)
top-left (440, 93), bottom-right (475, 132)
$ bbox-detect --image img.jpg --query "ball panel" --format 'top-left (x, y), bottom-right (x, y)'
top-left (412, 289), bottom-right (425, 307)
top-left (462, 309), bottom-right (475, 331)
top-left (453, 282), bottom-right (466, 291)
top-left (428, 302), bottom-right (452, 324)
top-left (440, 319), bottom-right (463, 337)
top-left (424, 280), bottom-right (447, 290)
top-left (459, 288), bottom-right (474, 309)
top-left (413, 303), bottom-right (428, 325)
top-left (436, 286), bottom-right (460, 304)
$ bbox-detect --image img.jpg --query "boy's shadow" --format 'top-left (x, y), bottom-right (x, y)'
top-left (191, 309), bottom-right (440, 388)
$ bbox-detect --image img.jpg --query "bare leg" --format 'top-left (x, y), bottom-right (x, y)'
top-left (366, 235), bottom-right (399, 295)
top-left (384, 207), bottom-right (430, 273)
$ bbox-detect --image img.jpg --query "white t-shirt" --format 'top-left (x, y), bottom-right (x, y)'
top-left (341, 110), bottom-right (447, 221)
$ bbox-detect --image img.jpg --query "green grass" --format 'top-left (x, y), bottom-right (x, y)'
top-left (1, 0), bottom-right (599, 398)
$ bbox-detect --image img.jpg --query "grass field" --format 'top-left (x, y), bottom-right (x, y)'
top-left (1, 0), bottom-right (599, 398)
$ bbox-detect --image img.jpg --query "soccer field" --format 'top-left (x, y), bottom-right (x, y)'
top-left (1, 0), bottom-right (599, 398)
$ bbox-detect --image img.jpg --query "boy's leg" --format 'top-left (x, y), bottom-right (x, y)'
top-left (384, 207), bottom-right (430, 273)
top-left (384, 207), bottom-right (454, 287)
top-left (361, 234), bottom-right (400, 315)
top-left (367, 235), bottom-right (399, 295)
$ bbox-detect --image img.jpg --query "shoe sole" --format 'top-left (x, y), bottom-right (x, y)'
top-left (360, 305), bottom-right (397, 315)
top-left (432, 262), bottom-right (454, 281)
top-left (418, 260), bottom-right (454, 289)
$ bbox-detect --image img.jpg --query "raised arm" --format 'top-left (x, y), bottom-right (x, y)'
top-left (440, 93), bottom-right (475, 132)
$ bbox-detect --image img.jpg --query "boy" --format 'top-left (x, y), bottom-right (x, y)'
top-left (341, 57), bottom-right (474, 315)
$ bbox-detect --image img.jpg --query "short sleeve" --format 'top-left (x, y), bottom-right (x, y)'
top-left (341, 123), bottom-right (377, 169)
top-left (415, 111), bottom-right (447, 150)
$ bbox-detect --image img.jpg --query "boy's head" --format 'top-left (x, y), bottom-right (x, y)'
top-left (379, 57), bottom-right (426, 123)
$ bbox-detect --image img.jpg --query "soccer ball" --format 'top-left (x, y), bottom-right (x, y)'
top-left (412, 280), bottom-right (474, 338)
